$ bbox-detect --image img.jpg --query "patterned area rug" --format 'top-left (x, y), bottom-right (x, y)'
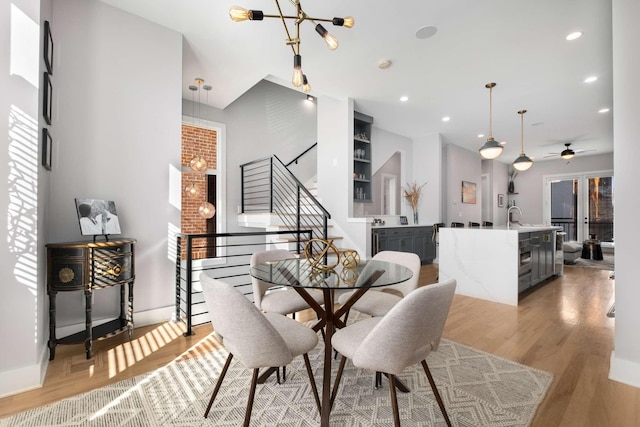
top-left (0, 338), bottom-right (552, 427)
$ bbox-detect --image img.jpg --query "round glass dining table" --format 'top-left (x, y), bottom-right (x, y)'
top-left (250, 257), bottom-right (413, 426)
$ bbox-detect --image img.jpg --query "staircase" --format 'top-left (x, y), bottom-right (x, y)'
top-left (239, 153), bottom-right (343, 256)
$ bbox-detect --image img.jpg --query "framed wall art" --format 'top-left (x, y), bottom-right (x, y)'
top-left (44, 20), bottom-right (53, 74)
top-left (42, 128), bottom-right (52, 170)
top-left (497, 193), bottom-right (505, 207)
top-left (461, 181), bottom-right (477, 204)
top-left (43, 72), bottom-right (52, 125)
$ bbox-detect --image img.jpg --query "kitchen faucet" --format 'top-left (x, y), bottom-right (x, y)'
top-left (507, 205), bottom-right (523, 229)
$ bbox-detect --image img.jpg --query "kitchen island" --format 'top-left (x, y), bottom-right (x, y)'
top-left (438, 225), bottom-right (562, 306)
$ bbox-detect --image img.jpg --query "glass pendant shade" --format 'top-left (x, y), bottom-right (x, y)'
top-left (479, 138), bottom-right (503, 159)
top-left (513, 154), bottom-right (533, 171)
top-left (189, 155), bottom-right (207, 173)
top-left (198, 202), bottom-right (216, 219)
top-left (184, 182), bottom-right (198, 197)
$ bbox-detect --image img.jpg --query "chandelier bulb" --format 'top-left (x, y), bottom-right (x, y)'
top-left (302, 75), bottom-right (311, 93)
top-left (292, 54), bottom-right (304, 87)
top-left (184, 182), bottom-right (199, 197)
top-left (229, 6), bottom-right (264, 21)
top-left (315, 24), bottom-right (339, 50)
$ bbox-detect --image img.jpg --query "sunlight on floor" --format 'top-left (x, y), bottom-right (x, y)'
top-left (106, 322), bottom-right (191, 378)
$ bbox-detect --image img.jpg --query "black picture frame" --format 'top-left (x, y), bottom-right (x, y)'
top-left (43, 72), bottom-right (52, 125)
top-left (44, 20), bottom-right (53, 74)
top-left (42, 128), bottom-right (52, 170)
top-left (399, 215), bottom-right (408, 225)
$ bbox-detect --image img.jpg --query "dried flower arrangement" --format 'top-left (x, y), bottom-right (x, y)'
top-left (403, 181), bottom-right (428, 212)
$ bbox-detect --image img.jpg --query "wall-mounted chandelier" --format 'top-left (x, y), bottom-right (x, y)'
top-left (229, 1), bottom-right (354, 92)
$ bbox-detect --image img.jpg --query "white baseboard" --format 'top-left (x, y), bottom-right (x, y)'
top-left (0, 345), bottom-right (49, 399)
top-left (609, 351), bottom-right (640, 389)
top-left (0, 305), bottom-right (177, 399)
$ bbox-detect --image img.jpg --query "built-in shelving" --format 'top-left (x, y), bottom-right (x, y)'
top-left (354, 112), bottom-right (373, 202)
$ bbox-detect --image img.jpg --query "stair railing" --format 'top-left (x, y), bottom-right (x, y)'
top-left (240, 154), bottom-right (330, 255)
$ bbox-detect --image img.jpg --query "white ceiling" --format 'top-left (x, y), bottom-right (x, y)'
top-left (99, 0), bottom-right (613, 165)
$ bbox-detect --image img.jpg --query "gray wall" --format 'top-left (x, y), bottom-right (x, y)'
top-left (444, 144), bottom-right (482, 226)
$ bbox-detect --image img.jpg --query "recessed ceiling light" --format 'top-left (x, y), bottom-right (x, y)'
top-left (566, 31), bottom-right (583, 41)
top-left (599, 108), bottom-right (610, 113)
top-left (306, 95), bottom-right (314, 102)
top-left (499, 141), bottom-right (507, 146)
top-left (400, 95), bottom-right (408, 102)
top-left (477, 134), bottom-right (485, 138)
top-left (584, 76), bottom-right (598, 83)
top-left (415, 25), bottom-right (438, 40)
top-left (442, 116), bottom-right (450, 122)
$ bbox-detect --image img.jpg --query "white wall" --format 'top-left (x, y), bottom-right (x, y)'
top-left (413, 133), bottom-right (442, 225)
top-left (482, 159), bottom-right (509, 226)
top-left (444, 143), bottom-right (482, 226)
top-left (0, 0), bottom-right (50, 397)
top-left (509, 153), bottom-right (613, 224)
top-left (610, 0), bottom-right (640, 388)
top-left (45, 0), bottom-right (182, 324)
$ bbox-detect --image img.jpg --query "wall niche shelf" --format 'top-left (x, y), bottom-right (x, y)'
top-left (353, 111), bottom-right (374, 202)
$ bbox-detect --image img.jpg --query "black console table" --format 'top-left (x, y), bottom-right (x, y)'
top-left (46, 238), bottom-right (136, 360)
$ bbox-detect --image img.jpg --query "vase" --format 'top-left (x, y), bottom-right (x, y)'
top-left (413, 211), bottom-right (419, 224)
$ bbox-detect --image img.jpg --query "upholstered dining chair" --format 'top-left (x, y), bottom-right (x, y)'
top-left (468, 221), bottom-right (480, 227)
top-left (450, 221), bottom-right (465, 228)
top-left (332, 279), bottom-right (457, 427)
top-left (200, 275), bottom-right (320, 426)
top-left (251, 249), bottom-right (324, 317)
top-left (337, 250), bottom-right (421, 318)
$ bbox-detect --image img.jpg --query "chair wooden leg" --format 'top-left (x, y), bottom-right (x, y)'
top-left (388, 374), bottom-right (401, 427)
top-left (421, 360), bottom-right (451, 427)
top-left (375, 371), bottom-right (382, 389)
top-left (204, 353), bottom-right (233, 418)
top-left (303, 353), bottom-right (321, 414)
top-left (243, 368), bottom-right (260, 427)
top-left (330, 355), bottom-right (347, 410)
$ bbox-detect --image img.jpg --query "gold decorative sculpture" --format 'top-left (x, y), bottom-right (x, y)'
top-left (340, 249), bottom-right (360, 269)
top-left (304, 238), bottom-right (340, 271)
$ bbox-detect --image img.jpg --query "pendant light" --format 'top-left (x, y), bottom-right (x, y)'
top-left (479, 82), bottom-right (504, 159)
top-left (512, 110), bottom-right (533, 171)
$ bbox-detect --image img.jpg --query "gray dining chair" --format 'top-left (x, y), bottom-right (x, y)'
top-left (332, 279), bottom-right (457, 426)
top-left (251, 249), bottom-right (324, 316)
top-left (200, 275), bottom-right (320, 426)
top-left (337, 250), bottom-right (421, 318)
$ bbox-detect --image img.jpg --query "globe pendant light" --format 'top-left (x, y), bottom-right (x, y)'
top-left (512, 110), bottom-right (533, 171)
top-left (479, 82), bottom-right (504, 159)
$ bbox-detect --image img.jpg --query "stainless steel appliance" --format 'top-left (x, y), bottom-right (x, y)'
top-left (518, 235), bottom-right (532, 292)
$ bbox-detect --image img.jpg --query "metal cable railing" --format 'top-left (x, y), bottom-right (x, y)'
top-left (240, 154), bottom-right (331, 255)
top-left (175, 230), bottom-right (313, 336)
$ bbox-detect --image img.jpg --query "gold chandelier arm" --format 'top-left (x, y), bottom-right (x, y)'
top-left (274, 0), bottom-right (297, 54)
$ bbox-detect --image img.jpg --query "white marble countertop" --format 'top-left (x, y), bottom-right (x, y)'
top-left (370, 224), bottom-right (433, 229)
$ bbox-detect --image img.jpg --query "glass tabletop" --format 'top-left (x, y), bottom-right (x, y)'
top-left (249, 257), bottom-right (413, 290)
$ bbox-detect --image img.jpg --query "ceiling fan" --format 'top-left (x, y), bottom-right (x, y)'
top-left (544, 142), bottom-right (596, 160)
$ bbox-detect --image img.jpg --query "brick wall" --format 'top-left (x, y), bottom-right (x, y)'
top-left (181, 124), bottom-right (217, 259)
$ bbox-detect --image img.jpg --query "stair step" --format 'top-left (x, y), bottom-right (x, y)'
top-left (272, 236), bottom-right (344, 243)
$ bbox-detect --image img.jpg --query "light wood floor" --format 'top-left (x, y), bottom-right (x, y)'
top-left (1, 264), bottom-right (639, 426)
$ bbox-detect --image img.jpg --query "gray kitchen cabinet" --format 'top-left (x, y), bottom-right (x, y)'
top-left (521, 230), bottom-right (556, 293)
top-left (371, 226), bottom-right (435, 265)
